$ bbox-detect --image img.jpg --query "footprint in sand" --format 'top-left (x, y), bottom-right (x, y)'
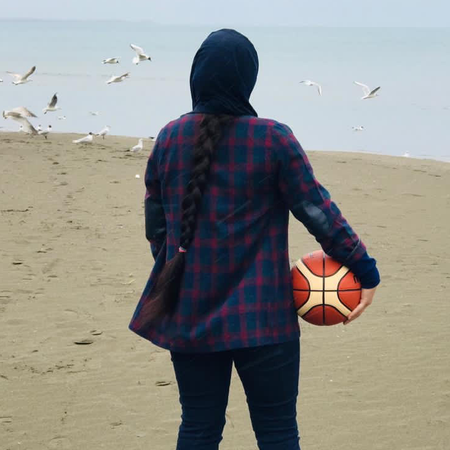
top-left (48, 436), bottom-right (71, 449)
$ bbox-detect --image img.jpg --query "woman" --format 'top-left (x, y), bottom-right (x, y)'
top-left (130, 29), bottom-right (380, 450)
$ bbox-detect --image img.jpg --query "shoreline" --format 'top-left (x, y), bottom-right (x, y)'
top-left (1, 130), bottom-right (449, 165)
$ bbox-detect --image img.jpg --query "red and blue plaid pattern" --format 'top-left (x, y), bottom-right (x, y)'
top-left (129, 113), bottom-right (367, 352)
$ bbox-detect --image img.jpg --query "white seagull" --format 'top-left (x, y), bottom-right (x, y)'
top-left (89, 111), bottom-right (100, 116)
top-left (4, 112), bottom-right (38, 135)
top-left (38, 125), bottom-right (52, 139)
top-left (73, 132), bottom-right (94, 144)
top-left (352, 126), bottom-right (365, 132)
top-left (130, 44), bottom-right (152, 65)
top-left (354, 81), bottom-right (381, 100)
top-left (299, 80), bottom-right (322, 96)
top-left (96, 125), bottom-right (110, 139)
top-left (7, 66), bottom-right (36, 85)
top-left (130, 138), bottom-right (144, 152)
top-left (0, 79), bottom-right (3, 83)
top-left (3, 107), bottom-right (37, 119)
top-left (102, 57), bottom-right (120, 64)
top-left (43, 93), bottom-right (61, 114)
top-left (106, 73), bottom-right (130, 84)
top-left (58, 115), bottom-right (66, 120)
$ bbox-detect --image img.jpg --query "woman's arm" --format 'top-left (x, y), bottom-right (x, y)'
top-left (273, 122), bottom-right (380, 290)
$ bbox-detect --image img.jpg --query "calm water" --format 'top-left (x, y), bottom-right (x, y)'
top-left (1, 21), bottom-right (449, 161)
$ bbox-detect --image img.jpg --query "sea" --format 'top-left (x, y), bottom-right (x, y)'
top-left (1, 20), bottom-right (449, 162)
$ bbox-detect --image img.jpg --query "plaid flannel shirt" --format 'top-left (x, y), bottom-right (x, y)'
top-left (129, 113), bottom-right (368, 352)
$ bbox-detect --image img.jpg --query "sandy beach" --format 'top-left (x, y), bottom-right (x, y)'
top-left (1, 131), bottom-right (449, 450)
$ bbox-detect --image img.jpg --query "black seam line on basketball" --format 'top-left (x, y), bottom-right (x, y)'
top-left (297, 260), bottom-right (317, 279)
top-left (295, 265), bottom-right (311, 292)
top-left (293, 288), bottom-right (361, 292)
top-left (326, 268), bottom-right (350, 278)
top-left (305, 303), bottom-right (351, 317)
top-left (324, 267), bottom-right (350, 277)
top-left (304, 304), bottom-right (348, 319)
top-left (322, 252), bottom-right (325, 325)
top-left (294, 265), bottom-right (310, 307)
top-left (337, 268), bottom-right (351, 289)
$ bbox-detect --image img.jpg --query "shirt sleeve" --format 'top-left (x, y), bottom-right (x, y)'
top-left (273, 122), bottom-right (380, 287)
top-left (144, 138), bottom-right (166, 260)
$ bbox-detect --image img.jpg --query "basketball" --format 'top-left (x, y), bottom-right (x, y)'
top-left (292, 250), bottom-right (362, 326)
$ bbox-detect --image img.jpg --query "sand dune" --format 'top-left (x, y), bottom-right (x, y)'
top-left (1, 132), bottom-right (449, 450)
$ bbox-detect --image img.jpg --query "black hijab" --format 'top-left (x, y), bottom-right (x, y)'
top-left (190, 29), bottom-right (259, 117)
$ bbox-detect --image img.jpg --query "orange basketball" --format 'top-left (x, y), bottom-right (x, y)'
top-left (292, 250), bottom-right (362, 326)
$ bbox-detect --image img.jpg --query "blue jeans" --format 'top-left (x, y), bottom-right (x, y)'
top-left (171, 339), bottom-right (300, 450)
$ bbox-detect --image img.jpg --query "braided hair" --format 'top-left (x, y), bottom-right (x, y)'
top-left (141, 114), bottom-right (234, 323)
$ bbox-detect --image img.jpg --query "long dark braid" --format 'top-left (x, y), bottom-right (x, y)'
top-left (140, 114), bottom-right (234, 324)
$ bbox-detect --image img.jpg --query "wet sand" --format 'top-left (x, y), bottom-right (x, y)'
top-left (1, 132), bottom-right (449, 450)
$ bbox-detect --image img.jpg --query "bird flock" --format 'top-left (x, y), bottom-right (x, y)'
top-left (2, 44), bottom-right (153, 152)
top-left (299, 79), bottom-right (381, 132)
top-left (3, 43), bottom-right (381, 150)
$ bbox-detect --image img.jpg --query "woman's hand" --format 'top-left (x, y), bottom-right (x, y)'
top-left (344, 287), bottom-right (377, 325)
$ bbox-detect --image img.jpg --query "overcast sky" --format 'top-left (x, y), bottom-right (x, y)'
top-left (1, 0), bottom-right (449, 27)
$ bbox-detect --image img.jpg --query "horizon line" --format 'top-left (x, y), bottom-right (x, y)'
top-left (0, 18), bottom-right (449, 28)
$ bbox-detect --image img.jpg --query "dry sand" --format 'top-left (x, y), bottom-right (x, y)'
top-left (1, 132), bottom-right (449, 450)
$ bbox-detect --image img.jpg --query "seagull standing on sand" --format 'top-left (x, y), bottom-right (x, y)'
top-left (130, 44), bottom-right (152, 65)
top-left (38, 125), bottom-right (52, 139)
top-left (7, 66), bottom-right (36, 85)
top-left (102, 58), bottom-right (120, 64)
top-left (106, 73), bottom-right (130, 84)
top-left (43, 93), bottom-right (61, 114)
top-left (130, 138), bottom-right (144, 152)
top-left (73, 132), bottom-right (94, 144)
top-left (299, 80), bottom-right (322, 96)
top-left (96, 125), bottom-right (110, 139)
top-left (353, 81), bottom-right (381, 100)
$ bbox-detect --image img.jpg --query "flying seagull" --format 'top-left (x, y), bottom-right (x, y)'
top-left (299, 80), bottom-right (322, 96)
top-left (353, 81), bottom-right (381, 100)
top-left (96, 125), bottom-right (110, 139)
top-left (102, 58), bottom-right (120, 64)
top-left (89, 111), bottom-right (100, 116)
top-left (352, 126), bottom-right (365, 132)
top-left (43, 93), bottom-right (61, 114)
top-left (4, 112), bottom-right (38, 135)
top-left (7, 66), bottom-right (36, 85)
top-left (130, 44), bottom-right (152, 65)
top-left (106, 73), bottom-right (130, 84)
top-left (130, 138), bottom-right (144, 152)
top-left (73, 132), bottom-right (94, 144)
top-left (3, 107), bottom-right (37, 119)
